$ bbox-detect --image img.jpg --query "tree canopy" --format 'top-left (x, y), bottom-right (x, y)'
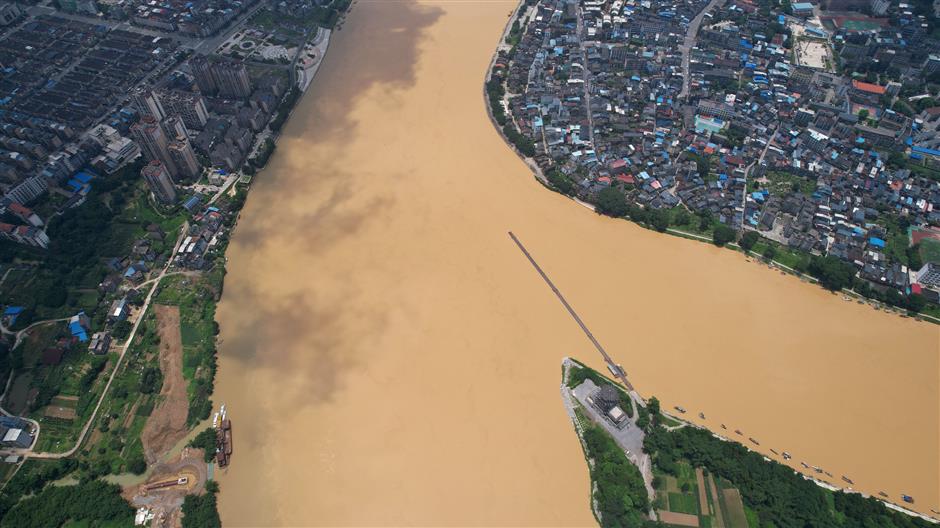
top-left (712, 225), bottom-right (736, 246)
top-left (739, 230), bottom-right (760, 251)
top-left (595, 187), bottom-right (630, 218)
top-left (181, 486), bottom-right (222, 528)
top-left (643, 425), bottom-right (933, 528)
top-left (0, 480), bottom-right (132, 528)
top-left (807, 255), bottom-right (856, 291)
top-left (583, 424), bottom-right (649, 527)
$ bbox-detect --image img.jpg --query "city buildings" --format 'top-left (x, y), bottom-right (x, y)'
top-left (0, 2), bottom-right (23, 25)
top-left (496, 0), bottom-right (940, 306)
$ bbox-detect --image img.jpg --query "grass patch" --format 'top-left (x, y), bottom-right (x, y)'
top-left (668, 491), bottom-right (699, 514)
top-left (660, 414), bottom-right (682, 428)
top-left (920, 238), bottom-right (940, 264)
top-left (761, 170), bottom-right (816, 196)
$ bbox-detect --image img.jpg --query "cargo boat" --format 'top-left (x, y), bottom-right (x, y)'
top-left (215, 405), bottom-right (233, 468)
top-left (217, 418), bottom-right (233, 467)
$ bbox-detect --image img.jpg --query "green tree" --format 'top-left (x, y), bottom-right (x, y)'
top-left (37, 278), bottom-right (67, 309)
top-left (807, 256), bottom-right (856, 291)
top-left (649, 209), bottom-right (670, 232)
top-left (189, 428), bottom-right (219, 463)
top-left (181, 485), bottom-right (222, 528)
top-left (0, 480), bottom-right (132, 527)
top-left (111, 320), bottom-right (132, 339)
top-left (546, 170), bottom-right (575, 196)
top-left (740, 230), bottom-right (759, 251)
top-left (698, 211), bottom-right (714, 231)
top-left (127, 456), bottom-right (147, 475)
top-left (673, 208), bottom-right (690, 226)
top-left (762, 245), bottom-right (777, 260)
top-left (712, 225), bottom-right (736, 246)
top-left (594, 187), bottom-right (629, 218)
top-left (138, 367), bottom-right (163, 394)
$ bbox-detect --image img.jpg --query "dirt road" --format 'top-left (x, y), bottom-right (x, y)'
top-left (141, 305), bottom-right (189, 464)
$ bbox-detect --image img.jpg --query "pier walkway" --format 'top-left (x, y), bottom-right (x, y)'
top-left (509, 231), bottom-right (635, 392)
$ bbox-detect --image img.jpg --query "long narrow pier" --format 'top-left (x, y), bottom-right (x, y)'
top-left (508, 231), bottom-right (635, 391)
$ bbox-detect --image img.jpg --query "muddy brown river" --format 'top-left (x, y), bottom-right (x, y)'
top-left (214, 1), bottom-right (940, 524)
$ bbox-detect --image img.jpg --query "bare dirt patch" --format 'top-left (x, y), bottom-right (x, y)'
top-left (43, 405), bottom-right (77, 421)
top-left (657, 510), bottom-right (699, 527)
top-left (695, 467), bottom-right (709, 516)
top-left (141, 305), bottom-right (189, 464)
top-left (722, 488), bottom-right (749, 528)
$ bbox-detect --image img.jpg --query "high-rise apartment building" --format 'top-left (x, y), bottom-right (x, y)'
top-left (190, 56), bottom-right (217, 95)
top-left (213, 61), bottom-right (252, 98)
top-left (169, 138), bottom-right (201, 180)
top-left (132, 88), bottom-right (166, 121)
top-left (130, 115), bottom-right (178, 179)
top-left (189, 56), bottom-right (253, 99)
top-left (159, 90), bottom-right (209, 130)
top-left (141, 160), bottom-right (177, 204)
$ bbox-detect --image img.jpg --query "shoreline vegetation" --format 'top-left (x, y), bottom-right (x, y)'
top-left (561, 358), bottom-right (936, 527)
top-left (483, 1), bottom-right (940, 325)
top-left (0, 3), bottom-right (348, 526)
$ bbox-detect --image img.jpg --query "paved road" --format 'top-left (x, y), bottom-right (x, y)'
top-left (678, 0), bottom-right (725, 100)
top-left (575, 6), bottom-right (595, 146)
top-left (0, 222), bottom-right (189, 459)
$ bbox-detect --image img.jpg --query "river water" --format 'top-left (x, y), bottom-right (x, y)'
top-left (214, 1), bottom-right (940, 524)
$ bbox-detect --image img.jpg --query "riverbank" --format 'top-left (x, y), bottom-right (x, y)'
top-left (561, 359), bottom-right (939, 525)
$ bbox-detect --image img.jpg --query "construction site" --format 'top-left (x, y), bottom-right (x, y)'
top-left (124, 446), bottom-right (208, 528)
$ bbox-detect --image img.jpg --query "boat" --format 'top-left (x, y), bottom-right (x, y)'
top-left (841, 476), bottom-right (853, 485)
top-left (215, 404), bottom-right (234, 467)
top-left (222, 419), bottom-right (233, 456)
top-left (720, 424), bottom-right (727, 430)
top-left (800, 462), bottom-right (809, 468)
top-left (878, 491), bottom-right (888, 498)
top-left (734, 429), bottom-right (742, 435)
top-left (748, 437), bottom-right (759, 445)
top-left (782, 452), bottom-right (791, 460)
top-left (675, 406), bottom-right (686, 413)
top-left (698, 412), bottom-right (705, 419)
top-left (812, 466), bottom-right (823, 474)
top-left (902, 495), bottom-right (914, 504)
top-left (770, 449), bottom-right (779, 455)
top-left (824, 471), bottom-right (832, 478)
